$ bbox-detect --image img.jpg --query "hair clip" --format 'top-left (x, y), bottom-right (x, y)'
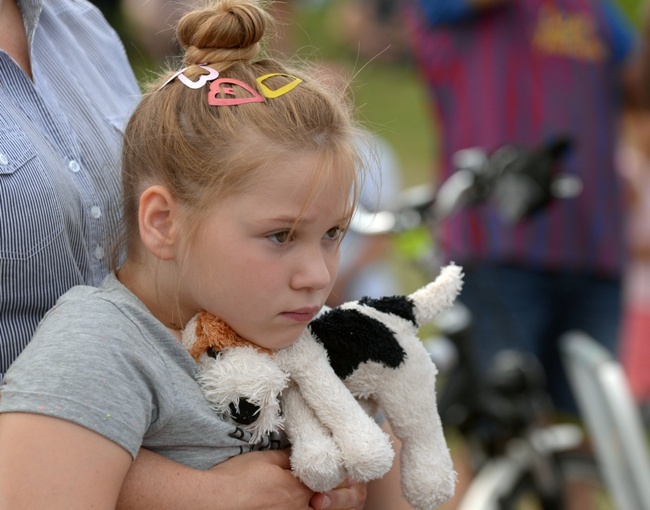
top-left (158, 65), bottom-right (219, 91)
top-left (207, 73), bottom-right (303, 106)
top-left (256, 73), bottom-right (303, 98)
top-left (208, 78), bottom-right (265, 106)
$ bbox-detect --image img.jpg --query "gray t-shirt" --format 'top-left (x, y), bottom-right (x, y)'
top-left (0, 273), bottom-right (286, 468)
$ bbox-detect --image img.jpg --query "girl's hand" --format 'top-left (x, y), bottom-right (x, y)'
top-left (310, 478), bottom-right (368, 510)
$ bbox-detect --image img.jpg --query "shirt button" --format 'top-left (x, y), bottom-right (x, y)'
top-left (0, 154), bottom-right (8, 165)
top-left (91, 206), bottom-right (102, 219)
top-left (94, 246), bottom-right (105, 260)
top-left (68, 160), bottom-right (81, 173)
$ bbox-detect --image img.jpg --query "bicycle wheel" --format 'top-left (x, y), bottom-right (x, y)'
top-left (498, 453), bottom-right (611, 510)
top-left (458, 452), bottom-right (612, 510)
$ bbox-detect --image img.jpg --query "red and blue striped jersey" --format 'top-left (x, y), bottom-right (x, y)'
top-left (409, 0), bottom-right (636, 275)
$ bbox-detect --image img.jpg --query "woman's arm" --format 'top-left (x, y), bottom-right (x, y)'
top-left (0, 411), bottom-right (368, 510)
top-left (118, 448), bottom-right (314, 510)
top-left (0, 413), bottom-right (132, 509)
top-left (119, 448), bottom-right (372, 510)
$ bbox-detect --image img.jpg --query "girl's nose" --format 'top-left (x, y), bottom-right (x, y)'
top-left (291, 247), bottom-right (333, 291)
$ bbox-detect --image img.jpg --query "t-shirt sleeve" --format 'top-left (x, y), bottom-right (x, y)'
top-left (0, 296), bottom-right (172, 459)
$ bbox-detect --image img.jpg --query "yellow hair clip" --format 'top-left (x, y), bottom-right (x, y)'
top-left (256, 73), bottom-right (303, 99)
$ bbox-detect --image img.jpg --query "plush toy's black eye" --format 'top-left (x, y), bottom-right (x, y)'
top-left (207, 347), bottom-right (219, 359)
top-left (229, 398), bottom-right (260, 425)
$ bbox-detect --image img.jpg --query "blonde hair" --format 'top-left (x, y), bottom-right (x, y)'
top-left (120, 0), bottom-right (363, 261)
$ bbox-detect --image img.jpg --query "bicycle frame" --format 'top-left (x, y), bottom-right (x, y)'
top-left (561, 332), bottom-right (650, 510)
top-left (458, 423), bottom-right (583, 510)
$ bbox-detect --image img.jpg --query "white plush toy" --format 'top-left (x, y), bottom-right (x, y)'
top-left (182, 264), bottom-right (462, 510)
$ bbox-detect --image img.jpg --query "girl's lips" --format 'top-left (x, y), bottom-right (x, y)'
top-left (281, 307), bottom-right (319, 323)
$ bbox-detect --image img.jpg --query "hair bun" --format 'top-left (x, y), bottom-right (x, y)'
top-left (177, 0), bottom-right (270, 68)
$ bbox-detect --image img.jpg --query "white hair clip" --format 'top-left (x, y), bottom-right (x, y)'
top-left (158, 65), bottom-right (219, 91)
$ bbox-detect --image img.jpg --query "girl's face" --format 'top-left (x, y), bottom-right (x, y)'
top-left (178, 151), bottom-right (353, 350)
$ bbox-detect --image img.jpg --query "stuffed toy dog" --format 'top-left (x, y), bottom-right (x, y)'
top-left (182, 264), bottom-right (462, 509)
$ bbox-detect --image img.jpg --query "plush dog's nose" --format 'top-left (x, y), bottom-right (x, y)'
top-left (229, 398), bottom-right (260, 425)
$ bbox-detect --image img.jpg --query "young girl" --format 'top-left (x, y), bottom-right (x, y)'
top-left (0, 1), bottom-right (412, 508)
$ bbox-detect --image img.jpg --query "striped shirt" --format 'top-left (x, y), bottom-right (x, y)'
top-left (408, 0), bottom-right (635, 276)
top-left (0, 0), bottom-right (141, 376)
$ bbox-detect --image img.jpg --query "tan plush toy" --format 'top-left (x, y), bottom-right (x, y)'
top-left (182, 264), bottom-right (462, 509)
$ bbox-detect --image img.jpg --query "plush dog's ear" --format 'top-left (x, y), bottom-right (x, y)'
top-left (182, 313), bottom-right (207, 360)
top-left (183, 311), bottom-right (273, 360)
top-left (183, 311), bottom-right (227, 360)
top-left (197, 312), bottom-right (245, 349)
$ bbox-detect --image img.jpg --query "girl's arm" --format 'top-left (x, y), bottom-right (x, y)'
top-left (0, 412), bottom-right (364, 510)
top-left (0, 412), bottom-right (132, 510)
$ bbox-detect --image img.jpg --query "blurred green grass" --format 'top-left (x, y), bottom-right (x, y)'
top-left (289, 0), bottom-right (436, 188)
top-left (620, 0), bottom-right (645, 20)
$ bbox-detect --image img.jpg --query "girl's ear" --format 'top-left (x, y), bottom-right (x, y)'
top-left (138, 185), bottom-right (182, 261)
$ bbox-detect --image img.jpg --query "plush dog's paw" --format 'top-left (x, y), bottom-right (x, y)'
top-left (282, 383), bottom-right (348, 491)
top-left (400, 453), bottom-right (456, 510)
top-left (338, 424), bottom-right (394, 483)
top-left (291, 436), bottom-right (347, 492)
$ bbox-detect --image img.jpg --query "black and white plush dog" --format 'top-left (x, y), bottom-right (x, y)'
top-left (183, 264), bottom-right (462, 510)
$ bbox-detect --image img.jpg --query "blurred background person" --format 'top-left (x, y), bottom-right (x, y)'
top-left (405, 2), bottom-right (637, 507)
top-left (335, 0), bottom-right (411, 65)
top-left (618, 1), bottom-right (650, 419)
top-left (406, 0), bottom-right (636, 416)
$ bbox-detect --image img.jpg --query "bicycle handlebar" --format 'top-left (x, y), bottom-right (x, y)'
top-left (350, 137), bottom-right (578, 236)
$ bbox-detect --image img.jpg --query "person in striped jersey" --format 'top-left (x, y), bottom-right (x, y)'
top-left (407, 0), bottom-right (637, 415)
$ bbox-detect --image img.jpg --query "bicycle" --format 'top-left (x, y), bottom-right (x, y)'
top-left (350, 138), bottom-right (619, 509)
top-left (560, 331), bottom-right (650, 510)
top-left (435, 306), bottom-right (609, 510)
